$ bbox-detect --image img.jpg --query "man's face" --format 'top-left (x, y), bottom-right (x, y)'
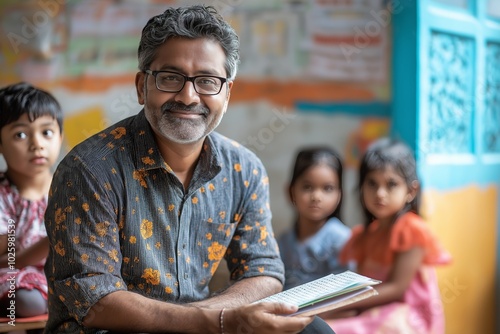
top-left (136, 37), bottom-right (233, 145)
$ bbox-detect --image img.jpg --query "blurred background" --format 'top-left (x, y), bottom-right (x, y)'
top-left (0, 0), bottom-right (499, 333)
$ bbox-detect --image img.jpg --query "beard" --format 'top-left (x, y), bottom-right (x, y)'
top-left (148, 100), bottom-right (222, 144)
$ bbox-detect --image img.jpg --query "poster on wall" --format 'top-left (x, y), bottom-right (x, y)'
top-left (235, 11), bottom-right (301, 78)
top-left (303, 0), bottom-right (389, 82)
top-left (66, 1), bottom-right (169, 76)
top-left (0, 1), bottom-right (66, 84)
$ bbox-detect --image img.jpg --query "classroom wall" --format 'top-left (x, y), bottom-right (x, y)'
top-left (423, 186), bottom-right (498, 334)
top-left (1, 1), bottom-right (497, 333)
top-left (0, 0), bottom-right (392, 231)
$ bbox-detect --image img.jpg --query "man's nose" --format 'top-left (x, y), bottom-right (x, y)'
top-left (174, 80), bottom-right (201, 106)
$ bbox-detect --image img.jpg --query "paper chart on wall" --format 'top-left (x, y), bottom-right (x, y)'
top-left (302, 0), bottom-right (389, 82)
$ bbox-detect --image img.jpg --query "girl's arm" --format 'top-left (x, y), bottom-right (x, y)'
top-left (321, 246), bottom-right (424, 318)
top-left (0, 236), bottom-right (49, 269)
top-left (357, 246), bottom-right (424, 309)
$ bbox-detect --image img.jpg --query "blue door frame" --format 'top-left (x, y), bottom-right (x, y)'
top-left (392, 0), bottom-right (500, 333)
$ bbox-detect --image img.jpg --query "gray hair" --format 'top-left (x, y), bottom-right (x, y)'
top-left (138, 5), bottom-right (240, 80)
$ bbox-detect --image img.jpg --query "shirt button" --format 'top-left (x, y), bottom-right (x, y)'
top-left (184, 273), bottom-right (188, 279)
top-left (182, 243), bottom-right (186, 249)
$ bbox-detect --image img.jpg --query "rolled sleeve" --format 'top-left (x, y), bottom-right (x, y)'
top-left (54, 274), bottom-right (125, 322)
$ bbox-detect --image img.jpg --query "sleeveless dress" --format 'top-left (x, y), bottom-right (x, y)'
top-left (326, 212), bottom-right (451, 334)
top-left (0, 173), bottom-right (48, 300)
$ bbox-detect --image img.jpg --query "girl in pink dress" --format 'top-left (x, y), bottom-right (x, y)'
top-left (325, 138), bottom-right (451, 334)
top-left (0, 82), bottom-right (63, 317)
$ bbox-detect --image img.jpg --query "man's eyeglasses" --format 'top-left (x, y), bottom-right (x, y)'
top-left (144, 70), bottom-right (228, 96)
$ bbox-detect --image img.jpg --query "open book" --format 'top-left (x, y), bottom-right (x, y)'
top-left (254, 271), bottom-right (381, 317)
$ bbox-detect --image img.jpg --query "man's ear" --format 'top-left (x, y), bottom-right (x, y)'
top-left (226, 80), bottom-right (233, 97)
top-left (222, 81), bottom-right (233, 114)
top-left (135, 71), bottom-right (146, 105)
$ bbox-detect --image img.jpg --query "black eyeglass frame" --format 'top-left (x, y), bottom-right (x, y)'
top-left (144, 70), bottom-right (228, 96)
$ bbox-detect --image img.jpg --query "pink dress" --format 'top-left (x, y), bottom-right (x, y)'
top-left (0, 173), bottom-right (48, 300)
top-left (326, 212), bottom-right (451, 334)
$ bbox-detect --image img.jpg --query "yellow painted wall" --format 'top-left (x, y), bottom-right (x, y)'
top-left (423, 185), bottom-right (497, 334)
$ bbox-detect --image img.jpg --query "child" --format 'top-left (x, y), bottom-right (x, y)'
top-left (0, 82), bottom-right (63, 317)
top-left (278, 147), bottom-right (351, 290)
top-left (325, 138), bottom-right (451, 333)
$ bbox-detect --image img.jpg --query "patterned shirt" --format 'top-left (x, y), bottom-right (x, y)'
top-left (44, 110), bottom-right (284, 333)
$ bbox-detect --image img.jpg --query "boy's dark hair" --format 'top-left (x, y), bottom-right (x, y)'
top-left (289, 146), bottom-right (344, 222)
top-left (0, 82), bottom-right (63, 142)
top-left (358, 137), bottom-right (421, 228)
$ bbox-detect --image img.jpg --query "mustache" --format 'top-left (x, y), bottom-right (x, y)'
top-left (161, 101), bottom-right (209, 115)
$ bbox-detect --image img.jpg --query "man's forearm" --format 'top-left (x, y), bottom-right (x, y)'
top-left (191, 276), bottom-right (283, 309)
top-left (82, 290), bottom-right (220, 333)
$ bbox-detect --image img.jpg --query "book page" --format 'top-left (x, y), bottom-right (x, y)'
top-left (291, 286), bottom-right (378, 317)
top-left (255, 271), bottom-right (380, 315)
top-left (256, 271), bottom-right (380, 309)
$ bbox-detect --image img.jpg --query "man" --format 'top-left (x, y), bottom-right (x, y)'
top-left (44, 5), bottom-right (335, 333)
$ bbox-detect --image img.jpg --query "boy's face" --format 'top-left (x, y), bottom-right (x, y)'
top-left (0, 113), bottom-right (62, 177)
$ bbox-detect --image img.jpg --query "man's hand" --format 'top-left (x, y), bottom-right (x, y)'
top-left (223, 302), bottom-right (314, 334)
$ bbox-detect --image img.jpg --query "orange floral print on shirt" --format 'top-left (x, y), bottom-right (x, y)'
top-left (55, 208), bottom-right (66, 224)
top-left (142, 268), bottom-right (160, 285)
top-left (95, 221), bottom-right (110, 237)
top-left (55, 241), bottom-right (65, 256)
top-left (133, 170), bottom-right (148, 188)
top-left (258, 226), bottom-right (269, 245)
top-left (110, 127), bottom-right (126, 139)
top-left (142, 156), bottom-right (155, 165)
top-left (108, 249), bottom-right (119, 262)
top-left (140, 219), bottom-right (153, 239)
top-left (208, 242), bottom-right (226, 261)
